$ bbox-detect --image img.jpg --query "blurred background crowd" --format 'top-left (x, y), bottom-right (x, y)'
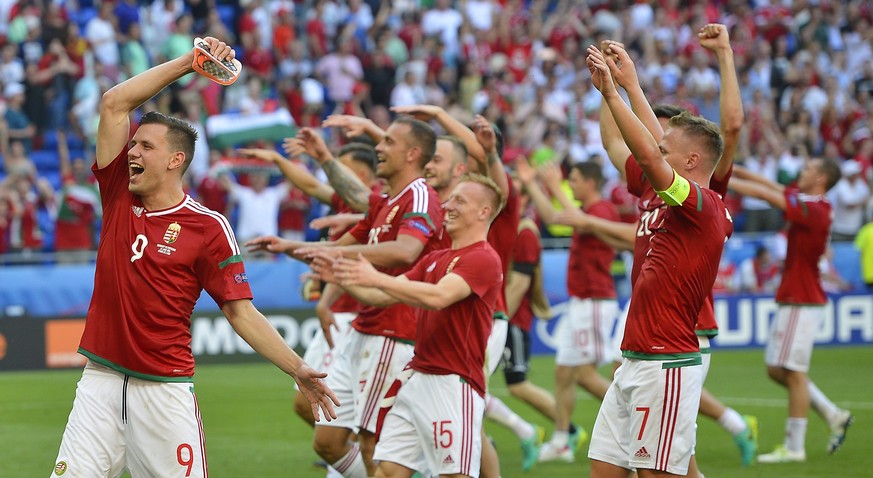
top-left (1, 0), bottom-right (872, 292)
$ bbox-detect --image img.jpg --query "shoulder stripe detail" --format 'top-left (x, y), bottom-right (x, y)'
top-left (388, 177), bottom-right (427, 206)
top-left (184, 201), bottom-right (240, 255)
top-left (145, 195), bottom-right (193, 217)
top-left (410, 179), bottom-right (430, 214)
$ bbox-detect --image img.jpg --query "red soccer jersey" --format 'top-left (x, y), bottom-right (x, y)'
top-left (568, 200), bottom-right (618, 299)
top-left (486, 172), bottom-right (521, 317)
top-left (407, 242), bottom-right (502, 397)
top-left (776, 189), bottom-right (831, 305)
top-left (623, 157), bottom-right (733, 356)
top-left (79, 150), bottom-right (253, 380)
top-left (327, 188), bottom-right (382, 314)
top-left (348, 178), bottom-right (443, 341)
top-left (509, 226), bottom-right (540, 332)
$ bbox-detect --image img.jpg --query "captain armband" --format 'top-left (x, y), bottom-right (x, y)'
top-left (656, 171), bottom-right (691, 206)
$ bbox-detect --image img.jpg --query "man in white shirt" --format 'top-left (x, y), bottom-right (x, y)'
top-left (831, 160), bottom-right (870, 241)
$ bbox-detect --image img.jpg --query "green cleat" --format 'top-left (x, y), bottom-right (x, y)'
top-left (568, 426), bottom-right (589, 451)
top-left (520, 430), bottom-right (541, 471)
top-left (732, 415), bottom-right (758, 466)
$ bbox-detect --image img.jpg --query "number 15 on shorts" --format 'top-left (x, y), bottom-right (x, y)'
top-left (432, 420), bottom-right (453, 449)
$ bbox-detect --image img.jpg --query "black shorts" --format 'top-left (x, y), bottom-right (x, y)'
top-left (502, 324), bottom-right (531, 385)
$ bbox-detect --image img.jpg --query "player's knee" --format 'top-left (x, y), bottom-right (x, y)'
top-left (766, 366), bottom-right (786, 383)
top-left (312, 432), bottom-right (344, 462)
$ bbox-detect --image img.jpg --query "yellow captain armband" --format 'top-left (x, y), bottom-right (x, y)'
top-left (656, 171), bottom-right (691, 206)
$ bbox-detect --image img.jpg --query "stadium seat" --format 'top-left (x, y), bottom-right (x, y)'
top-left (216, 5), bottom-right (236, 32)
top-left (73, 7), bottom-right (98, 31)
top-left (44, 171), bottom-right (62, 190)
top-left (30, 151), bottom-right (60, 172)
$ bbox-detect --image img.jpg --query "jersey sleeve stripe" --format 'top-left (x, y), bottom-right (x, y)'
top-left (184, 201), bottom-right (241, 255)
top-left (410, 180), bottom-right (430, 214)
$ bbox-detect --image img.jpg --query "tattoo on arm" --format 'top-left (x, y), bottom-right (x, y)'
top-left (322, 159), bottom-right (371, 212)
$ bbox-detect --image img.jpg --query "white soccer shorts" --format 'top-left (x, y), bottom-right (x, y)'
top-left (611, 301), bottom-right (631, 362)
top-left (589, 357), bottom-right (703, 476)
top-left (485, 318), bottom-right (508, 376)
top-left (316, 329), bottom-right (414, 433)
top-left (52, 361), bottom-right (207, 477)
top-left (556, 298), bottom-right (618, 367)
top-left (699, 335), bottom-right (712, 381)
top-left (374, 372), bottom-right (484, 477)
top-left (302, 312), bottom-right (355, 374)
top-left (765, 304), bottom-right (824, 373)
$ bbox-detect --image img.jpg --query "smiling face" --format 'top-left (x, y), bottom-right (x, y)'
top-left (425, 138), bottom-right (464, 193)
top-left (443, 181), bottom-right (493, 236)
top-left (127, 123), bottom-right (183, 196)
top-left (374, 122), bottom-right (414, 180)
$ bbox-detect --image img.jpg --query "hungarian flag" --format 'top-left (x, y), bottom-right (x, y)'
top-left (206, 108), bottom-right (296, 149)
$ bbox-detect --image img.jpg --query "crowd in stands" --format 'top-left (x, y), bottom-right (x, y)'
top-left (0, 0), bottom-right (872, 286)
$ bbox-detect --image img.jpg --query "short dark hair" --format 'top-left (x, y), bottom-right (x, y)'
top-left (571, 162), bottom-right (605, 189)
top-left (438, 135), bottom-right (468, 166)
top-left (337, 143), bottom-right (377, 172)
top-left (140, 111), bottom-right (198, 173)
top-left (652, 104), bottom-right (687, 120)
top-left (667, 112), bottom-right (724, 171)
top-left (816, 157), bottom-right (842, 191)
top-left (394, 116), bottom-right (436, 168)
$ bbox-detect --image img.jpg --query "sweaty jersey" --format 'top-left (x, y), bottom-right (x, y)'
top-left (486, 171), bottom-right (520, 318)
top-left (348, 178), bottom-right (443, 341)
top-left (407, 241), bottom-right (502, 397)
top-left (79, 149), bottom-right (252, 381)
top-left (568, 199), bottom-right (618, 299)
top-left (776, 188), bottom-right (831, 305)
top-left (624, 156), bottom-right (733, 357)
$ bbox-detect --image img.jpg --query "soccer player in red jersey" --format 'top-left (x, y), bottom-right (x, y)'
top-left (517, 159), bottom-right (619, 463)
top-left (50, 37), bottom-right (338, 478)
top-left (730, 159), bottom-right (852, 463)
top-left (585, 44), bottom-right (733, 478)
top-left (321, 174), bottom-right (505, 478)
top-left (247, 116), bottom-right (443, 477)
top-left (237, 139), bottom-right (379, 427)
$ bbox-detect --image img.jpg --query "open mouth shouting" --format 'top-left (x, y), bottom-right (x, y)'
top-left (129, 162), bottom-right (145, 180)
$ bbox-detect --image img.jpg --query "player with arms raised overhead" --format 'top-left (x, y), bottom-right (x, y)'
top-left (585, 44), bottom-right (733, 478)
top-left (50, 37), bottom-right (338, 478)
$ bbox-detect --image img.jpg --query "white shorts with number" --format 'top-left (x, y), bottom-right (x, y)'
top-left (485, 318), bottom-right (508, 376)
top-left (374, 372), bottom-right (484, 477)
top-left (302, 312), bottom-right (355, 372)
top-left (588, 357), bottom-right (703, 476)
top-left (556, 298), bottom-right (618, 367)
top-left (765, 304), bottom-right (824, 373)
top-left (52, 361), bottom-right (206, 478)
top-left (611, 301), bottom-right (631, 362)
top-left (317, 328), bottom-right (414, 433)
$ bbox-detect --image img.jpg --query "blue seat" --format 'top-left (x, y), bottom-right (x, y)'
top-left (31, 151), bottom-right (59, 172)
top-left (216, 5), bottom-right (236, 31)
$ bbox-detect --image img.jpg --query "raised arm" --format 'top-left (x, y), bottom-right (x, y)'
top-left (284, 128), bottom-right (371, 212)
top-left (600, 96), bottom-right (631, 179)
top-left (604, 42), bottom-right (664, 144)
top-left (221, 298), bottom-right (339, 420)
top-left (238, 147), bottom-right (335, 205)
top-left (732, 165), bottom-right (785, 191)
top-left (471, 115), bottom-right (510, 198)
top-left (322, 114), bottom-right (386, 144)
top-left (588, 45), bottom-right (673, 190)
top-left (97, 37), bottom-right (233, 168)
top-left (728, 177), bottom-right (787, 210)
top-left (700, 24), bottom-right (744, 181)
top-left (516, 159), bottom-right (560, 224)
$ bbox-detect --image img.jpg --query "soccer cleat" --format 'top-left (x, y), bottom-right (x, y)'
top-left (192, 37), bottom-right (242, 85)
top-left (757, 445), bottom-right (806, 463)
top-left (537, 442), bottom-right (574, 463)
top-left (827, 409), bottom-right (854, 454)
top-left (568, 426), bottom-right (590, 451)
top-left (520, 433), bottom-right (540, 471)
top-left (732, 415), bottom-right (758, 466)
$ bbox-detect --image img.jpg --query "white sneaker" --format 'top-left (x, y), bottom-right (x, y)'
top-left (758, 445), bottom-right (806, 463)
top-left (537, 441), bottom-right (574, 463)
top-left (828, 409), bottom-right (854, 454)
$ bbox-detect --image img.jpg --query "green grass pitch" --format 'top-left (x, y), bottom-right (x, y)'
top-left (2, 347), bottom-right (871, 477)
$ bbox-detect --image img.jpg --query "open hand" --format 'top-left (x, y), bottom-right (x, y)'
top-left (292, 363), bottom-right (340, 422)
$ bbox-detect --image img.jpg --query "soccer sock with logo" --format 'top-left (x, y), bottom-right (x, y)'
top-left (717, 407), bottom-right (747, 436)
top-left (331, 443), bottom-right (367, 478)
top-left (785, 418), bottom-right (807, 453)
top-left (484, 394), bottom-right (536, 441)
top-left (808, 380), bottom-right (840, 424)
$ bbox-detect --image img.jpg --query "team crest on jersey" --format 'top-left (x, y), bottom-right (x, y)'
top-left (54, 461), bottom-right (67, 475)
top-left (233, 273), bottom-right (248, 284)
top-left (385, 205), bottom-right (400, 224)
top-left (163, 222), bottom-right (182, 244)
top-left (446, 256), bottom-right (460, 273)
top-left (132, 205), bottom-right (144, 217)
